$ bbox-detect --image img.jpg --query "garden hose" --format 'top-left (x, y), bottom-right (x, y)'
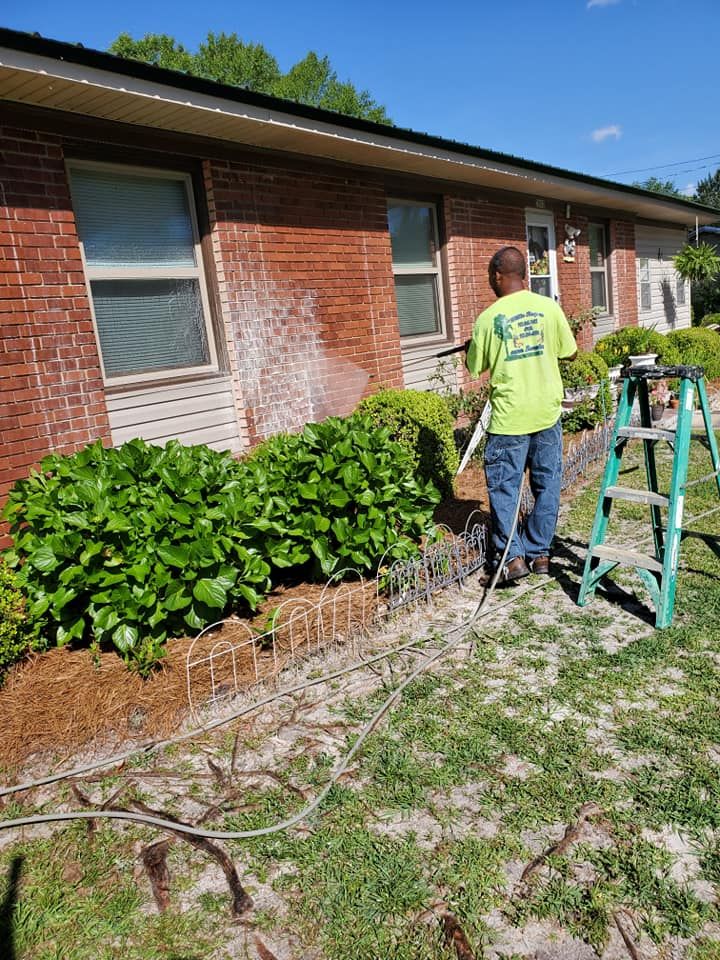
top-left (0, 484), bottom-right (527, 841)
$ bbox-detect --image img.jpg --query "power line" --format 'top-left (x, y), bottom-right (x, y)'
top-left (602, 152), bottom-right (720, 178)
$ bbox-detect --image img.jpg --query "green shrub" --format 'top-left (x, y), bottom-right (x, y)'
top-left (0, 558), bottom-right (32, 677)
top-left (356, 389), bottom-right (459, 496)
top-left (2, 439), bottom-right (272, 675)
top-left (594, 327), bottom-right (681, 368)
top-left (560, 351), bottom-right (612, 432)
top-left (701, 313), bottom-right (720, 327)
top-left (560, 351), bottom-right (609, 390)
top-left (246, 414), bottom-right (440, 578)
top-left (666, 327), bottom-right (720, 380)
top-left (3, 421), bottom-right (440, 673)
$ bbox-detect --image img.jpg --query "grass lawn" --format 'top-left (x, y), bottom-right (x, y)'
top-left (2, 430), bottom-right (720, 959)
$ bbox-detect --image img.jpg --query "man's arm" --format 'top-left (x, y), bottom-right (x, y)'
top-left (465, 318), bottom-right (488, 377)
top-left (555, 305), bottom-right (578, 362)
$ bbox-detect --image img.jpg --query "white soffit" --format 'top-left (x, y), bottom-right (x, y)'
top-left (0, 47), bottom-right (714, 227)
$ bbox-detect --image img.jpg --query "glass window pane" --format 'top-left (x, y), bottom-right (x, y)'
top-left (676, 278), bottom-right (686, 305)
top-left (71, 168), bottom-right (196, 268)
top-left (388, 205), bottom-right (435, 268)
top-left (640, 283), bottom-right (652, 310)
top-left (527, 226), bottom-right (550, 276)
top-left (589, 225), bottom-right (606, 268)
top-left (395, 274), bottom-right (440, 337)
top-left (530, 276), bottom-right (552, 297)
top-left (638, 258), bottom-right (650, 282)
top-left (591, 272), bottom-right (608, 310)
top-left (91, 279), bottom-right (209, 376)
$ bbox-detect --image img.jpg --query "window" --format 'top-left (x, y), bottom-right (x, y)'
top-left (676, 276), bottom-right (686, 306)
top-left (68, 162), bottom-right (216, 384)
top-left (387, 201), bottom-right (445, 339)
top-left (526, 220), bottom-right (556, 298)
top-left (638, 257), bottom-right (652, 310)
top-left (589, 223), bottom-right (611, 313)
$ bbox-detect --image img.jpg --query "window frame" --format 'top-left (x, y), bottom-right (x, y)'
top-left (638, 256), bottom-right (652, 311)
top-left (589, 222), bottom-right (612, 316)
top-left (387, 198), bottom-right (447, 345)
top-left (67, 158), bottom-right (219, 387)
top-left (525, 209), bottom-right (559, 301)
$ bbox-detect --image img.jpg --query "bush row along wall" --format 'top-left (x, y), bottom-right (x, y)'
top-left (1, 109), bottom-right (640, 545)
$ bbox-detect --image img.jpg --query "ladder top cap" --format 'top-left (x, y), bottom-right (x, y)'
top-left (620, 363), bottom-right (705, 381)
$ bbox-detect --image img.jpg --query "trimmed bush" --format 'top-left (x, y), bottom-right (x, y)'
top-left (701, 313), bottom-right (720, 327)
top-left (666, 327), bottom-right (720, 380)
top-left (0, 558), bottom-right (32, 677)
top-left (594, 327), bottom-right (681, 369)
top-left (246, 414), bottom-right (440, 578)
top-left (560, 351), bottom-right (609, 391)
top-left (356, 389), bottom-right (459, 496)
top-left (560, 351), bottom-right (612, 432)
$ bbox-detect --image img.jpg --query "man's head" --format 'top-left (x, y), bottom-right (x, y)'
top-left (488, 246), bottom-right (527, 298)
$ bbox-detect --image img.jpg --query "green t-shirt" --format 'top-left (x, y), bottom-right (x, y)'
top-left (466, 290), bottom-right (577, 435)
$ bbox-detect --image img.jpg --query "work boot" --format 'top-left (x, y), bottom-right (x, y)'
top-left (529, 556), bottom-right (550, 575)
top-left (499, 556), bottom-right (530, 584)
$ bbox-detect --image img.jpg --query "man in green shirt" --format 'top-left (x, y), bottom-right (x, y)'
top-left (466, 246), bottom-right (577, 582)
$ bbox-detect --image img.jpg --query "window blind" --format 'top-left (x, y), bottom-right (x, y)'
top-left (91, 279), bottom-right (209, 376)
top-left (71, 168), bottom-right (196, 268)
top-left (395, 275), bottom-right (440, 337)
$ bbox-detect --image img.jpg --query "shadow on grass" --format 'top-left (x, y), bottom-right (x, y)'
top-left (551, 535), bottom-right (656, 627)
top-left (0, 856), bottom-right (22, 960)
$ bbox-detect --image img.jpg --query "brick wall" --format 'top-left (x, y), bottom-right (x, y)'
top-left (0, 125), bottom-right (111, 547)
top-left (610, 219), bottom-right (638, 329)
top-left (443, 197), bottom-right (526, 388)
top-left (555, 213), bottom-right (594, 350)
top-left (205, 158), bottom-right (404, 445)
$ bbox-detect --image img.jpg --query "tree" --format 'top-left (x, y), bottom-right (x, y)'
top-left (695, 168), bottom-right (720, 211)
top-left (108, 32), bottom-right (391, 124)
top-left (633, 177), bottom-right (685, 198)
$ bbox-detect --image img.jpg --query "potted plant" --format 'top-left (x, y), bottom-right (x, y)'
top-left (628, 327), bottom-right (659, 368)
top-left (649, 379), bottom-right (670, 420)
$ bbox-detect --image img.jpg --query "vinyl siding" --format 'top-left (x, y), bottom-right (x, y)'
top-left (635, 225), bottom-right (691, 333)
top-left (106, 376), bottom-right (242, 452)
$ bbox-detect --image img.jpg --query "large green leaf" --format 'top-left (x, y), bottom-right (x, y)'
top-left (30, 545), bottom-right (58, 572)
top-left (193, 578), bottom-right (228, 609)
top-left (157, 544), bottom-right (191, 568)
top-left (113, 623), bottom-right (138, 652)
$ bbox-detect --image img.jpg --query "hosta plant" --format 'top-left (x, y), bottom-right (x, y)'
top-left (246, 414), bottom-right (440, 578)
top-left (2, 440), bottom-right (271, 674)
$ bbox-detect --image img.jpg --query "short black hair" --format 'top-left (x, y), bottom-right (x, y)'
top-left (490, 246), bottom-right (527, 279)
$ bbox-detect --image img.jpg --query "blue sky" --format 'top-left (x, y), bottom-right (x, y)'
top-left (3, 0), bottom-right (719, 194)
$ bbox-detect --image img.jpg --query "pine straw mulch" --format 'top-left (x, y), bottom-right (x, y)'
top-left (0, 578), bottom-right (380, 773)
top-left (0, 428), bottom-right (609, 775)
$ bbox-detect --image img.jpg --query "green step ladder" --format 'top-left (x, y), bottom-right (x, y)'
top-left (577, 363), bottom-right (720, 628)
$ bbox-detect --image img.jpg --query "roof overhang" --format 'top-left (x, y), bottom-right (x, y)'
top-left (1, 34), bottom-right (719, 229)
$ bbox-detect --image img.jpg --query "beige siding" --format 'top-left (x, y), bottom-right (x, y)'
top-left (635, 226), bottom-right (691, 332)
top-left (401, 343), bottom-right (457, 392)
top-left (106, 376), bottom-right (242, 452)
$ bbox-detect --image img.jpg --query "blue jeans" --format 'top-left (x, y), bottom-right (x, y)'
top-left (484, 420), bottom-right (563, 563)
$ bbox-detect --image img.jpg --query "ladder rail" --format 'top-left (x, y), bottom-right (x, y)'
top-left (577, 364), bottom-right (719, 629)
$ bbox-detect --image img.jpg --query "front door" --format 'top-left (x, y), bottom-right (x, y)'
top-left (525, 210), bottom-right (559, 300)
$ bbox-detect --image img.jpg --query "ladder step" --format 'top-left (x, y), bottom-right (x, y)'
top-left (591, 544), bottom-right (663, 573)
top-left (605, 485), bottom-right (669, 507)
top-left (617, 426), bottom-right (676, 442)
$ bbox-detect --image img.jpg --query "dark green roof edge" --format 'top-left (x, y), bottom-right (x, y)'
top-left (2, 25), bottom-right (720, 218)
